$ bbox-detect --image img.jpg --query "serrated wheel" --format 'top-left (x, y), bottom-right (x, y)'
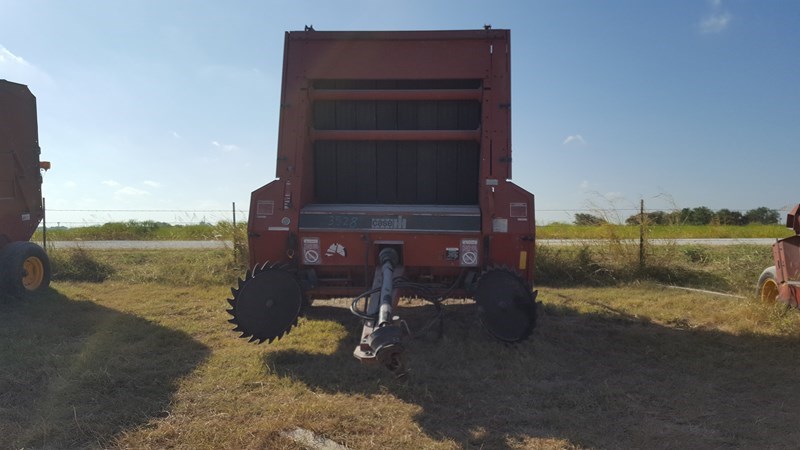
top-left (474, 266), bottom-right (537, 342)
top-left (226, 262), bottom-right (304, 344)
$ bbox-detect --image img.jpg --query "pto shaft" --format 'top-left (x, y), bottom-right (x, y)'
top-left (377, 248), bottom-right (400, 326)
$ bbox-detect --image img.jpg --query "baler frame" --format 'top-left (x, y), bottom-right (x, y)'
top-left (0, 79), bottom-right (51, 296)
top-left (227, 29), bottom-right (538, 374)
top-left (757, 204), bottom-right (800, 309)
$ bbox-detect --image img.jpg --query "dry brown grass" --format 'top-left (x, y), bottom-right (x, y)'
top-left (2, 249), bottom-right (800, 449)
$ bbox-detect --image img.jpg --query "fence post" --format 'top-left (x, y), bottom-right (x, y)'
top-left (42, 197), bottom-right (47, 252)
top-left (232, 202), bottom-right (237, 265)
top-left (639, 199), bottom-right (645, 270)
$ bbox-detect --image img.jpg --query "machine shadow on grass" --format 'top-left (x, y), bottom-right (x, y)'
top-left (0, 288), bottom-right (210, 449)
top-left (265, 301), bottom-right (800, 449)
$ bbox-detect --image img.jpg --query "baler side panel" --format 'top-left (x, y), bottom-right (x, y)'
top-left (0, 80), bottom-right (43, 247)
top-left (486, 181), bottom-right (535, 280)
top-left (248, 179), bottom-right (299, 267)
top-left (775, 235), bottom-right (800, 308)
top-left (483, 32), bottom-right (511, 182)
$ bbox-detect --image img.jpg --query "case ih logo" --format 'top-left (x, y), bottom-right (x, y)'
top-left (371, 216), bottom-right (407, 230)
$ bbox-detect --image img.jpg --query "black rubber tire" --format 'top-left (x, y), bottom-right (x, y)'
top-left (756, 266), bottom-right (778, 303)
top-left (0, 241), bottom-right (51, 297)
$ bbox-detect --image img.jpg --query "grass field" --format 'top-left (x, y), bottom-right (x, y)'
top-left (2, 246), bottom-right (799, 449)
top-left (32, 221), bottom-right (244, 242)
top-left (32, 221), bottom-right (793, 242)
top-left (536, 223), bottom-right (793, 240)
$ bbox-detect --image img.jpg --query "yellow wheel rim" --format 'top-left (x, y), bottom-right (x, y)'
top-left (22, 256), bottom-right (45, 291)
top-left (760, 278), bottom-right (779, 304)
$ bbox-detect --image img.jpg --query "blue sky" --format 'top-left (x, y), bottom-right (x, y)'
top-left (1, 0), bottom-right (798, 225)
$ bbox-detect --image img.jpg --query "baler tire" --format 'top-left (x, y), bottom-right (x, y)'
top-left (474, 266), bottom-right (537, 343)
top-left (757, 266), bottom-right (778, 304)
top-left (1, 242), bottom-right (51, 296)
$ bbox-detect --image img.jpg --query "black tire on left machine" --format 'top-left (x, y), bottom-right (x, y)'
top-left (226, 262), bottom-right (306, 344)
top-left (0, 241), bottom-right (51, 297)
top-left (474, 266), bottom-right (537, 343)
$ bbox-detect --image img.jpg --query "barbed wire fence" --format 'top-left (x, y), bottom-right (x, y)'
top-left (40, 204), bottom-right (791, 229)
top-left (39, 201), bottom-right (253, 265)
top-left (38, 199), bottom-right (791, 269)
top-left (43, 208), bottom-right (246, 228)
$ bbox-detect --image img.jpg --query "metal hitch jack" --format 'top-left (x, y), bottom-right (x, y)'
top-left (353, 248), bottom-right (409, 375)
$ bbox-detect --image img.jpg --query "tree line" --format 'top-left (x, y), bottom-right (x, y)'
top-left (574, 207), bottom-right (780, 226)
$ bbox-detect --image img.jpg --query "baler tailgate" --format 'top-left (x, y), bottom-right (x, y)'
top-left (230, 29), bottom-right (538, 374)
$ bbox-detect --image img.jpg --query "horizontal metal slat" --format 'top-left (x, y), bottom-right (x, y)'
top-left (310, 88), bottom-right (482, 102)
top-left (311, 129), bottom-right (481, 142)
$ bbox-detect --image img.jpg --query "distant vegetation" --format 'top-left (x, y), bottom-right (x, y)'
top-left (34, 220), bottom-right (247, 242)
top-left (538, 223), bottom-right (791, 240)
top-left (573, 206), bottom-right (781, 226)
top-left (30, 208), bottom-right (791, 243)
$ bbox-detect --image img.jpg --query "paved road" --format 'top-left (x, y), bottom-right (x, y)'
top-left (48, 240), bottom-right (231, 249)
top-left (45, 238), bottom-right (776, 250)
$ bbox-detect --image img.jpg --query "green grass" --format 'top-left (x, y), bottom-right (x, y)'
top-left (32, 220), bottom-right (248, 242)
top-left (536, 243), bottom-right (774, 294)
top-left (33, 221), bottom-right (793, 242)
top-left (2, 248), bottom-right (800, 448)
top-left (49, 247), bottom-right (116, 282)
top-left (538, 223), bottom-right (792, 239)
top-left (47, 248), bottom-right (245, 286)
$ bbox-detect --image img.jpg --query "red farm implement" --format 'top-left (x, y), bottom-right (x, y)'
top-left (226, 29), bottom-right (537, 374)
top-left (757, 204), bottom-right (800, 309)
top-left (0, 80), bottom-right (51, 296)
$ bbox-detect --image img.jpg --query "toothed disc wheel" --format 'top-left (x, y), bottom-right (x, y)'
top-left (474, 268), bottom-right (537, 342)
top-left (227, 263), bottom-right (303, 344)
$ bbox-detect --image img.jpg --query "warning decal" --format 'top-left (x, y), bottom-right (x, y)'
top-left (302, 237), bottom-right (321, 265)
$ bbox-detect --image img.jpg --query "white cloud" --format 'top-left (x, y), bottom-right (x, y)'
top-left (143, 180), bottom-right (161, 188)
top-left (102, 180), bottom-right (121, 187)
top-left (171, 131), bottom-right (181, 139)
top-left (0, 46), bottom-right (27, 65)
top-left (700, 13), bottom-right (732, 33)
top-left (0, 45), bottom-right (54, 87)
top-left (115, 187), bottom-right (149, 197)
top-left (212, 140), bottom-right (239, 152)
top-left (64, 181), bottom-right (77, 188)
top-left (563, 134), bottom-right (586, 145)
top-left (579, 180), bottom-right (590, 190)
top-left (700, 0), bottom-right (731, 34)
